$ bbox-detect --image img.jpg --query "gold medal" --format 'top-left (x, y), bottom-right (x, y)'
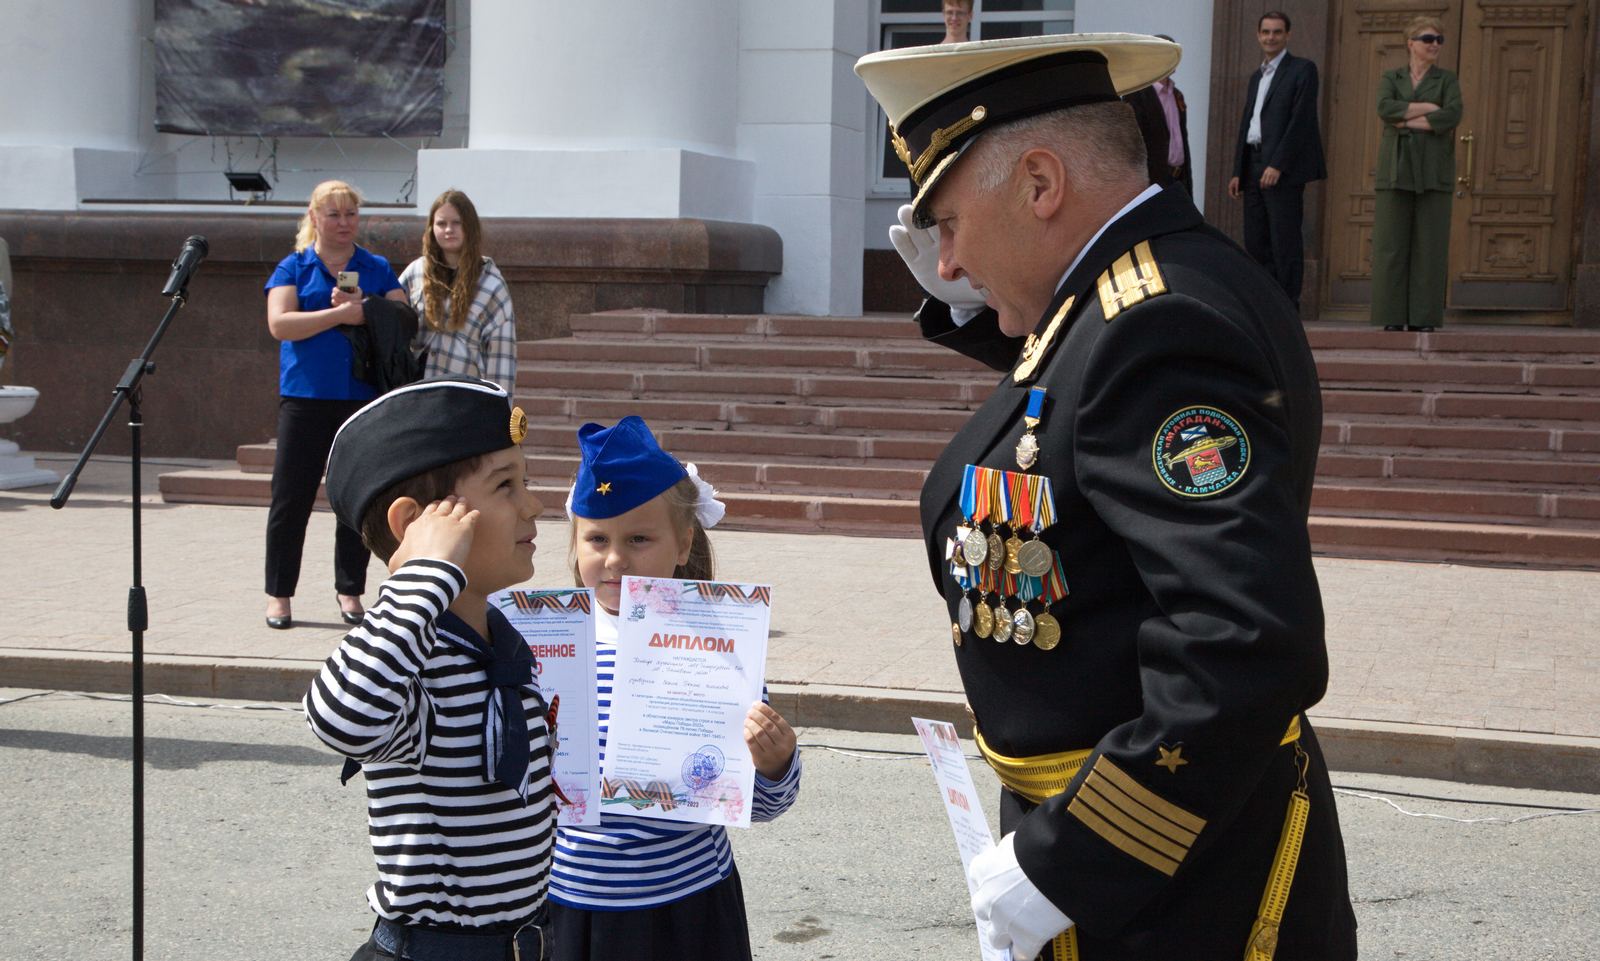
top-left (1011, 607), bottom-right (1036, 646)
top-left (963, 527), bottom-right (989, 567)
top-left (951, 622), bottom-right (963, 647)
top-left (986, 533), bottom-right (1004, 571)
top-left (974, 600), bottom-right (994, 638)
top-left (1033, 612), bottom-right (1061, 651)
top-left (958, 595), bottom-right (974, 633)
top-left (1004, 534), bottom-right (1024, 575)
top-left (1015, 430), bottom-right (1040, 469)
top-left (1017, 539), bottom-right (1052, 578)
top-left (991, 600), bottom-right (1013, 642)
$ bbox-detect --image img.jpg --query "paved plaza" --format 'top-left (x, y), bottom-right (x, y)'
top-left (3, 451), bottom-right (1597, 791)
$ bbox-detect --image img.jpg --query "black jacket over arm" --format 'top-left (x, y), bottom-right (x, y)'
top-left (1231, 52), bottom-right (1327, 187)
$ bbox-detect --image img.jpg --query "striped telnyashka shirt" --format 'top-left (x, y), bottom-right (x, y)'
top-left (305, 559), bottom-right (556, 926)
top-left (398, 256), bottom-right (518, 399)
top-left (549, 609), bottom-right (802, 911)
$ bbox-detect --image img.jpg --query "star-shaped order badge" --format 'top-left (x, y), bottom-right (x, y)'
top-left (596, 482), bottom-right (612, 495)
top-left (1155, 744), bottom-right (1188, 773)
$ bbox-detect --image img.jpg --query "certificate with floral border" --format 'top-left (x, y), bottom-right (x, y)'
top-left (493, 587), bottom-right (601, 826)
top-left (602, 575), bottom-right (772, 828)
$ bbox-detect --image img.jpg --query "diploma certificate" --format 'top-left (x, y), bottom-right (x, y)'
top-left (493, 588), bottom-right (601, 826)
top-left (913, 717), bottom-right (1011, 961)
top-left (603, 575), bottom-right (772, 828)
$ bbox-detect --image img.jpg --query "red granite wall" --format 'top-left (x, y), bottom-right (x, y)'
top-left (0, 212), bottom-right (781, 458)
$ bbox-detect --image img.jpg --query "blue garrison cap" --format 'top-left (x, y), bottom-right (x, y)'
top-left (569, 416), bottom-right (687, 519)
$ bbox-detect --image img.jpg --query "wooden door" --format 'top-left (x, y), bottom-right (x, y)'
top-left (1322, 1), bottom-right (1591, 319)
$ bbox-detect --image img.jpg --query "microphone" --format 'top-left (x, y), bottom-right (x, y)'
top-left (161, 235), bottom-right (209, 297)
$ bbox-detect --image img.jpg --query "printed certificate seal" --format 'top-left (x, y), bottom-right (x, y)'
top-left (682, 744), bottom-right (726, 792)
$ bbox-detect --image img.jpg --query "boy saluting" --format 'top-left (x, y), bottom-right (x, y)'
top-left (304, 377), bottom-right (555, 960)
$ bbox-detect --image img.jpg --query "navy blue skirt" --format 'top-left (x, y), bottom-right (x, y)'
top-left (549, 865), bottom-right (753, 961)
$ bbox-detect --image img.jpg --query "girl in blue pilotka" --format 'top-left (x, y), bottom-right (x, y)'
top-left (551, 415), bottom-right (802, 961)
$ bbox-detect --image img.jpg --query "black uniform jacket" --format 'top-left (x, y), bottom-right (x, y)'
top-left (1230, 52), bottom-right (1328, 188)
top-left (916, 187), bottom-right (1356, 960)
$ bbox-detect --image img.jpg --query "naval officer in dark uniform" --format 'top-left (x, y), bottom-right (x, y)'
top-left (858, 35), bottom-right (1356, 961)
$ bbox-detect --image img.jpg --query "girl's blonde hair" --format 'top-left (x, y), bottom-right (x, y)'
top-left (294, 180), bottom-right (364, 252)
top-left (1403, 16), bottom-right (1444, 40)
top-left (569, 475), bottom-right (716, 587)
top-left (420, 189), bottom-right (485, 333)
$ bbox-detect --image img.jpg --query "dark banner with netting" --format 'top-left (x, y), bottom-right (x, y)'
top-left (154, 0), bottom-right (446, 137)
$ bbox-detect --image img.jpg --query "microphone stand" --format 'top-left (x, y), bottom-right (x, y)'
top-left (51, 274), bottom-right (194, 961)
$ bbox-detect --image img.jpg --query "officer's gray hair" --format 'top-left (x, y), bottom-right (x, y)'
top-left (967, 102), bottom-right (1148, 199)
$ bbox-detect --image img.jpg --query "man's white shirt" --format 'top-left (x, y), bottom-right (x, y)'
top-left (1247, 49), bottom-right (1288, 146)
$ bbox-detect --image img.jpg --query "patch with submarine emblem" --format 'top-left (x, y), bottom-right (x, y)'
top-left (1152, 406), bottom-right (1250, 498)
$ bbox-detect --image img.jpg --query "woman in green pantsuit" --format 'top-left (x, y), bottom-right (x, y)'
top-left (1371, 15), bottom-right (1463, 330)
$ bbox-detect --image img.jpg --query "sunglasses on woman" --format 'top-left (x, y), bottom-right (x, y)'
top-left (1412, 34), bottom-right (1445, 45)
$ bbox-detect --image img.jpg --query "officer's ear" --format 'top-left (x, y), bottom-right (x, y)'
top-left (1017, 147), bottom-right (1067, 221)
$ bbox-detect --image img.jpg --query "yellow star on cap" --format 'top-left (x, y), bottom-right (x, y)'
top-left (1155, 745), bottom-right (1188, 774)
top-left (596, 481), bottom-right (612, 495)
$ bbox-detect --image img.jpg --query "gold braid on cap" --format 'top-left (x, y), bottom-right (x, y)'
top-left (896, 106), bottom-right (988, 185)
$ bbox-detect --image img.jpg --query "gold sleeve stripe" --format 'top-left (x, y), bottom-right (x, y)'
top-left (1094, 756), bottom-right (1207, 833)
top-left (1096, 240), bottom-right (1168, 321)
top-left (1067, 795), bottom-right (1182, 876)
top-left (1077, 780), bottom-right (1192, 861)
top-left (1081, 772), bottom-right (1199, 848)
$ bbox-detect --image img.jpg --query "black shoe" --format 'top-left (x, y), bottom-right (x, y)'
top-left (341, 610), bottom-right (364, 626)
top-left (266, 615), bottom-right (293, 630)
top-left (1409, 325), bottom-right (1435, 332)
top-left (1382, 325), bottom-right (1405, 331)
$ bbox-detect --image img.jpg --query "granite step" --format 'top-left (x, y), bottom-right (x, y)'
top-left (526, 338), bottom-right (990, 373)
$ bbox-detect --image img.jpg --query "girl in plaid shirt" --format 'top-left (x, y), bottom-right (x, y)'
top-left (400, 190), bottom-right (518, 398)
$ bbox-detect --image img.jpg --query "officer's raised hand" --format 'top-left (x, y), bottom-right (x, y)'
top-left (889, 203), bottom-right (988, 311)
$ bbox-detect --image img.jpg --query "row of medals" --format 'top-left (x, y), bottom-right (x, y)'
top-left (953, 523), bottom-right (1061, 651)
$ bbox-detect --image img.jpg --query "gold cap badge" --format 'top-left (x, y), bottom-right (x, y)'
top-left (509, 406), bottom-right (528, 444)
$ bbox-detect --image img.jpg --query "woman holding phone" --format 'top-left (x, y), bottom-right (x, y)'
top-left (262, 179), bottom-right (405, 630)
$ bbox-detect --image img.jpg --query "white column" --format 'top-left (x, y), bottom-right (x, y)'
top-left (0, 0), bottom-right (143, 209)
top-left (736, 0), bottom-right (866, 315)
top-left (419, 0), bottom-right (755, 221)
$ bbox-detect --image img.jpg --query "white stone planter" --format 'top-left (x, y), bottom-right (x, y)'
top-left (0, 386), bottom-right (60, 490)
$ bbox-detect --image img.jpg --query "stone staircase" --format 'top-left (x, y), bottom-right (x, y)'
top-left (158, 311), bottom-right (1600, 568)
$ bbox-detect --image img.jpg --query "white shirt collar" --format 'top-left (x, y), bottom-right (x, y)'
top-left (1262, 49), bottom-right (1287, 73)
top-left (1054, 183), bottom-right (1164, 293)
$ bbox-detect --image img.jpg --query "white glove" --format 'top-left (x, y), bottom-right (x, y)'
top-left (970, 832), bottom-right (1073, 961)
top-left (888, 203), bottom-right (988, 311)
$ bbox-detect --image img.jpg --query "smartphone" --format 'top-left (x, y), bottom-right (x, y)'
top-left (336, 271), bottom-right (358, 293)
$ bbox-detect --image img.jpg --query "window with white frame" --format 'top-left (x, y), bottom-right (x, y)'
top-left (870, 1), bottom-right (1075, 196)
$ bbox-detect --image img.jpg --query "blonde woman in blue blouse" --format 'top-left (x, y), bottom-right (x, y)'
top-left (399, 190), bottom-right (518, 397)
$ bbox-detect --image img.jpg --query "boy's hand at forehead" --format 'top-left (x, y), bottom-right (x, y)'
top-left (388, 495), bottom-right (478, 574)
top-left (744, 701), bottom-right (797, 781)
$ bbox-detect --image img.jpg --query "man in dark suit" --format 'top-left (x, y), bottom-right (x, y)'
top-left (1126, 36), bottom-right (1193, 194)
top-left (861, 33), bottom-right (1356, 961)
top-left (1228, 11), bottom-right (1326, 308)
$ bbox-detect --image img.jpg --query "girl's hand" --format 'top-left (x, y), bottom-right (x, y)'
top-left (745, 701), bottom-right (796, 781)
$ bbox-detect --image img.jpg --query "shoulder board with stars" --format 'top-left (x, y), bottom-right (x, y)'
top-left (1096, 240), bottom-right (1168, 321)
